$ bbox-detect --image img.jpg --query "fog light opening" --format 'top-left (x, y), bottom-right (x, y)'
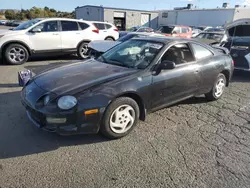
top-left (46, 117), bottom-right (67, 124)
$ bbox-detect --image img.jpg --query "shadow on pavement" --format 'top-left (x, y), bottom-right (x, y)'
top-left (231, 70), bottom-right (250, 83)
top-left (0, 90), bottom-right (109, 159)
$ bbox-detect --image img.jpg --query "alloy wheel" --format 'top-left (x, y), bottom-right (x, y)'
top-left (8, 47), bottom-right (26, 63)
top-left (109, 104), bottom-right (136, 134)
top-left (214, 78), bottom-right (225, 98)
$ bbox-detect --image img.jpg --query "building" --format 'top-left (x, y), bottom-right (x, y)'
top-left (75, 5), bottom-right (159, 30)
top-left (158, 3), bottom-right (250, 27)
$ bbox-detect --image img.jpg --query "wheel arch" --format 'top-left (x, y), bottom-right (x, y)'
top-left (1, 40), bottom-right (32, 56)
top-left (105, 36), bottom-right (115, 41)
top-left (115, 92), bottom-right (146, 121)
top-left (76, 40), bottom-right (91, 49)
top-left (220, 70), bottom-right (230, 86)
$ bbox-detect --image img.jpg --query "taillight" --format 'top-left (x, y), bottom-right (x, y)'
top-left (232, 60), bottom-right (235, 66)
top-left (114, 27), bottom-right (118, 32)
top-left (92, 28), bottom-right (99, 34)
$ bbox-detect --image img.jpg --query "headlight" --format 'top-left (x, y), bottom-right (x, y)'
top-left (58, 96), bottom-right (77, 110)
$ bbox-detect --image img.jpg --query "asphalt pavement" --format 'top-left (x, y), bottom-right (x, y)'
top-left (0, 55), bottom-right (250, 188)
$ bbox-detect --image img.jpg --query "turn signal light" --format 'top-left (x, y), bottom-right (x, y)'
top-left (84, 109), bottom-right (98, 115)
top-left (92, 29), bottom-right (99, 34)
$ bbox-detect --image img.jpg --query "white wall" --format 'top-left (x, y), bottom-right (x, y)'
top-left (233, 8), bottom-right (250, 20)
top-left (159, 9), bottom-right (235, 27)
top-left (75, 6), bottom-right (104, 21)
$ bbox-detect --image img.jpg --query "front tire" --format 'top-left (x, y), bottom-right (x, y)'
top-left (100, 97), bottom-right (140, 139)
top-left (205, 73), bottom-right (226, 101)
top-left (4, 44), bottom-right (29, 65)
top-left (105, 37), bottom-right (114, 41)
top-left (77, 42), bottom-right (90, 59)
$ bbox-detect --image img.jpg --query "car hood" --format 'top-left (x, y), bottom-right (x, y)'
top-left (34, 60), bottom-right (138, 95)
top-left (0, 29), bottom-right (23, 35)
top-left (88, 40), bottom-right (121, 53)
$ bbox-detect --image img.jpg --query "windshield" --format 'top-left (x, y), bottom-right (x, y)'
top-left (156, 26), bottom-right (174, 34)
top-left (196, 33), bottom-right (223, 42)
top-left (97, 39), bottom-right (163, 69)
top-left (13, 19), bottom-right (42, 31)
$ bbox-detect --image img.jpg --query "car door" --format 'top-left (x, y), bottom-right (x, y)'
top-left (189, 42), bottom-right (218, 94)
top-left (60, 20), bottom-right (81, 50)
top-left (94, 23), bottom-right (107, 40)
top-left (28, 20), bottom-right (61, 51)
top-left (150, 43), bottom-right (201, 110)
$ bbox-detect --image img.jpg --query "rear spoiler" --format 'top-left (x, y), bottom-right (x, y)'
top-left (212, 45), bottom-right (230, 54)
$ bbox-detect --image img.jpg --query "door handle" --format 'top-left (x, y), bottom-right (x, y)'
top-left (76, 33), bottom-right (81, 34)
top-left (194, 69), bottom-right (199, 73)
top-left (53, 33), bottom-right (59, 35)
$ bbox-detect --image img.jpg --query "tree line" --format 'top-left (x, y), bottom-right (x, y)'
top-left (4, 7), bottom-right (75, 20)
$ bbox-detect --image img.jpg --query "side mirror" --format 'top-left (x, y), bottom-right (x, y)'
top-left (161, 60), bottom-right (176, 70)
top-left (31, 27), bottom-right (41, 33)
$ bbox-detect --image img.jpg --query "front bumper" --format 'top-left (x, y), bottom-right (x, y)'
top-left (21, 96), bottom-right (102, 136)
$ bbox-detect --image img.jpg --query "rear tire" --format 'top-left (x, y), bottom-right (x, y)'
top-left (77, 42), bottom-right (90, 59)
top-left (205, 73), bottom-right (226, 101)
top-left (4, 44), bottom-right (29, 65)
top-left (105, 37), bottom-right (114, 41)
top-left (100, 97), bottom-right (140, 139)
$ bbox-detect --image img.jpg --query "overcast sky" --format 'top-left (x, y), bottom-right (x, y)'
top-left (1, 0), bottom-right (250, 12)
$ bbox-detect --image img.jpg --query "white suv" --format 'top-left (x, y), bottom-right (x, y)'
top-left (91, 21), bottom-right (119, 41)
top-left (0, 18), bottom-right (100, 65)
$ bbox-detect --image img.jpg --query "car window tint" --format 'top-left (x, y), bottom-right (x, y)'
top-left (78, 22), bottom-right (89, 30)
top-left (61, 21), bottom-right (78, 31)
top-left (105, 24), bottom-right (112, 29)
top-left (94, 23), bottom-right (105, 30)
top-left (33, 21), bottom-right (58, 32)
top-left (191, 43), bottom-right (213, 60)
top-left (182, 28), bottom-right (188, 33)
top-left (161, 43), bottom-right (195, 64)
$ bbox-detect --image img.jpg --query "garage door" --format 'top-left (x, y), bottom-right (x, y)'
top-left (141, 14), bottom-right (150, 27)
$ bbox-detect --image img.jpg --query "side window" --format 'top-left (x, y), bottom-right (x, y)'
top-left (105, 24), bottom-right (112, 29)
top-left (173, 27), bottom-right (181, 34)
top-left (161, 43), bottom-right (195, 65)
top-left (33, 21), bottom-right (58, 32)
top-left (191, 43), bottom-right (213, 60)
top-left (78, 22), bottom-right (89, 30)
top-left (182, 28), bottom-right (188, 33)
top-left (61, 21), bottom-right (78, 31)
top-left (94, 23), bottom-right (105, 30)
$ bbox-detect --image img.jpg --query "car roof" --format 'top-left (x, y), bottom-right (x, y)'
top-left (90, 21), bottom-right (113, 25)
top-left (131, 36), bottom-right (191, 43)
top-left (36, 17), bottom-right (93, 24)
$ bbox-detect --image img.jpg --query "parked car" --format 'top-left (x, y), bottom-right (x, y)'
top-left (0, 20), bottom-right (7, 25)
top-left (5, 20), bottom-right (14, 26)
top-left (12, 20), bottom-right (24, 27)
top-left (21, 36), bottom-right (234, 138)
top-left (192, 28), bottom-right (202, 37)
top-left (156, 25), bottom-right (192, 38)
top-left (222, 19), bottom-right (250, 71)
top-left (90, 21), bottom-right (119, 41)
top-left (194, 32), bottom-right (228, 46)
top-left (119, 27), bottom-right (154, 38)
top-left (88, 32), bottom-right (163, 58)
top-left (0, 18), bottom-right (100, 65)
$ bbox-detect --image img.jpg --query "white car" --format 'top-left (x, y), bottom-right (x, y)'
top-left (0, 18), bottom-right (100, 65)
top-left (90, 21), bottom-right (119, 41)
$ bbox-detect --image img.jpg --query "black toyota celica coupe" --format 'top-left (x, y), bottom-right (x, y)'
top-left (21, 36), bottom-right (234, 139)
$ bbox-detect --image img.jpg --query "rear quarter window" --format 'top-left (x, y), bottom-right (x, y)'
top-left (94, 23), bottom-right (105, 30)
top-left (191, 43), bottom-right (213, 60)
top-left (78, 22), bottom-right (89, 30)
top-left (105, 24), bottom-right (112, 29)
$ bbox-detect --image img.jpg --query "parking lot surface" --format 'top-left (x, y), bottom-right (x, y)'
top-left (0, 57), bottom-right (250, 188)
